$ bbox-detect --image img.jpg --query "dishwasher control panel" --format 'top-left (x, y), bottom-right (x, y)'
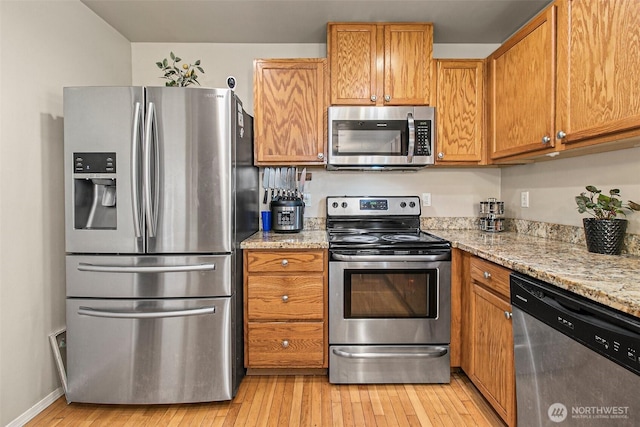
top-left (511, 272), bottom-right (640, 376)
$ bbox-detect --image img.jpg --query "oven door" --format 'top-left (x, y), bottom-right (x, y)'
top-left (329, 259), bottom-right (450, 345)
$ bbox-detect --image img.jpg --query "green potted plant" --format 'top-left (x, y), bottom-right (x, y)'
top-left (575, 185), bottom-right (640, 255)
top-left (156, 52), bottom-right (204, 87)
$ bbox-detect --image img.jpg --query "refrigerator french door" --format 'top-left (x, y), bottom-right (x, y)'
top-left (63, 87), bottom-right (257, 404)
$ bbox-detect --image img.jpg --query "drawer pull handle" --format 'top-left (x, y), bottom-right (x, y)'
top-left (281, 259), bottom-right (289, 267)
top-left (282, 340), bottom-right (289, 348)
top-left (282, 295), bottom-right (289, 303)
top-left (483, 271), bottom-right (491, 279)
top-left (504, 311), bottom-right (513, 320)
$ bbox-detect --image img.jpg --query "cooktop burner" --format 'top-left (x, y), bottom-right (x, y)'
top-left (341, 235), bottom-right (380, 244)
top-left (381, 234), bottom-right (421, 242)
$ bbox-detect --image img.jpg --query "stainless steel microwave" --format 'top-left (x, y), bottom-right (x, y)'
top-left (328, 106), bottom-right (435, 170)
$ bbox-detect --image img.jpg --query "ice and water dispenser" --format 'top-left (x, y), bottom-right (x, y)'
top-left (73, 152), bottom-right (117, 229)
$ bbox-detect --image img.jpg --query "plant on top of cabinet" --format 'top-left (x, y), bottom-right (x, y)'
top-left (328, 23), bottom-right (434, 106)
top-left (253, 58), bottom-right (327, 165)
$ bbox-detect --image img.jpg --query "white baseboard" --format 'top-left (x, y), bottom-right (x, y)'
top-left (7, 387), bottom-right (64, 427)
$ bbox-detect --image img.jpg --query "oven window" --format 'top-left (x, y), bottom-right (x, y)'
top-left (344, 269), bottom-right (438, 318)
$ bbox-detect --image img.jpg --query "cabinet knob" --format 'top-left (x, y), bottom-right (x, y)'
top-left (281, 295), bottom-right (289, 303)
top-left (370, 95), bottom-right (377, 102)
top-left (504, 311), bottom-right (513, 320)
top-left (483, 271), bottom-right (491, 279)
top-left (384, 95), bottom-right (391, 102)
top-left (556, 130), bottom-right (567, 139)
top-left (281, 259), bottom-right (289, 267)
top-left (317, 153), bottom-right (324, 160)
top-left (282, 340), bottom-right (289, 348)
top-left (437, 152), bottom-right (444, 159)
top-left (541, 135), bottom-right (551, 144)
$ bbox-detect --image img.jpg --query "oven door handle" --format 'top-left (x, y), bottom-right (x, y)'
top-left (332, 347), bottom-right (448, 359)
top-left (331, 253), bottom-right (450, 262)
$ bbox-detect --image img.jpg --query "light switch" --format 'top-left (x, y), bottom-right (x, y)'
top-left (422, 193), bottom-right (432, 207)
top-left (521, 191), bottom-right (530, 208)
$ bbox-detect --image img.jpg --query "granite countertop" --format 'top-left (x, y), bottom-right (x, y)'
top-left (428, 230), bottom-right (640, 318)
top-left (240, 230), bottom-right (329, 249)
top-left (240, 229), bottom-right (640, 317)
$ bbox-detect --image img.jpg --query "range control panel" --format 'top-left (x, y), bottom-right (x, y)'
top-left (327, 196), bottom-right (421, 217)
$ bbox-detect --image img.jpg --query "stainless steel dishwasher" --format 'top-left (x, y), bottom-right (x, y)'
top-left (511, 272), bottom-right (640, 426)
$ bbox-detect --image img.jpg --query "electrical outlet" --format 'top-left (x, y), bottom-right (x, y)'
top-left (521, 191), bottom-right (530, 208)
top-left (422, 193), bottom-right (432, 207)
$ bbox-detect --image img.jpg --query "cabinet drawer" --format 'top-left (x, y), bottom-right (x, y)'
top-left (247, 275), bottom-right (324, 321)
top-left (246, 250), bottom-right (325, 273)
top-left (470, 257), bottom-right (511, 298)
top-left (247, 322), bottom-right (324, 367)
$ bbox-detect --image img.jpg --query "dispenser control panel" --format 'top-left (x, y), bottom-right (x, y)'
top-left (74, 152), bottom-right (116, 174)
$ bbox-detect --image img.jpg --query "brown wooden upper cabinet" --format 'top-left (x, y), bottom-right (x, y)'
top-left (488, 0), bottom-right (640, 163)
top-left (328, 23), bottom-right (434, 106)
top-left (435, 60), bottom-right (485, 164)
top-left (253, 58), bottom-right (327, 165)
top-left (555, 0), bottom-right (640, 149)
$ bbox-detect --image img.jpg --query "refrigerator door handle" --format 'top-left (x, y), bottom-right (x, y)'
top-left (77, 263), bottom-right (216, 273)
top-left (77, 306), bottom-right (216, 319)
top-left (131, 102), bottom-right (144, 238)
top-left (143, 101), bottom-right (159, 237)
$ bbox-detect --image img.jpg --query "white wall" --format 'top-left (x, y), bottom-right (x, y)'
top-left (501, 147), bottom-right (640, 234)
top-left (0, 1), bottom-right (131, 425)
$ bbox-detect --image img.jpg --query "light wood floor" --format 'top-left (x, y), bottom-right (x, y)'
top-left (27, 372), bottom-right (505, 426)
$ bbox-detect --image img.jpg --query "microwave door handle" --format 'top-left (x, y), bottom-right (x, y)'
top-left (407, 112), bottom-right (415, 163)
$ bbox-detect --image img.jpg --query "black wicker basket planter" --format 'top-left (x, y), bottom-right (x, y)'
top-left (583, 218), bottom-right (628, 255)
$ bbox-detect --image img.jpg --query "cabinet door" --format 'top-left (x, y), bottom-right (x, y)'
top-left (556, 0), bottom-right (640, 146)
top-left (328, 23), bottom-right (379, 105)
top-left (435, 60), bottom-right (484, 163)
top-left (489, 6), bottom-right (556, 160)
top-left (383, 24), bottom-right (433, 105)
top-left (253, 59), bottom-right (326, 165)
top-left (471, 284), bottom-right (516, 426)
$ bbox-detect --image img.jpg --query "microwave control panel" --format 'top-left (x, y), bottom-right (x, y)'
top-left (414, 121), bottom-right (431, 156)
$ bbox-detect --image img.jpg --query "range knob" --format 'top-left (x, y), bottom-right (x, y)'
top-left (400, 202), bottom-right (407, 208)
top-left (332, 202), bottom-right (339, 208)
top-left (409, 201), bottom-right (416, 208)
top-left (341, 202), bottom-right (348, 208)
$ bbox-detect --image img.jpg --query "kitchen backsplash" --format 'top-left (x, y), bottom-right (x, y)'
top-left (299, 216), bottom-right (640, 257)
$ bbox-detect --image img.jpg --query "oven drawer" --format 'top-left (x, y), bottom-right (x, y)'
top-left (470, 256), bottom-right (510, 298)
top-left (246, 250), bottom-right (325, 273)
top-left (247, 322), bottom-right (324, 367)
top-left (247, 275), bottom-right (324, 321)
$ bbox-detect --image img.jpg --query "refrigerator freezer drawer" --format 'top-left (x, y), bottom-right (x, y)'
top-left (66, 254), bottom-right (232, 298)
top-left (66, 297), bottom-right (235, 404)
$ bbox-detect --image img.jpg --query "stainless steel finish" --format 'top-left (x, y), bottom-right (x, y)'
top-left (274, 168), bottom-right (281, 198)
top-left (329, 345), bottom-right (450, 384)
top-left (282, 340), bottom-right (289, 348)
top-left (317, 153), bottom-right (324, 160)
top-left (542, 135), bottom-right (551, 144)
top-left (282, 295), bottom-right (289, 302)
top-left (66, 296), bottom-right (234, 404)
top-left (407, 112), bottom-right (415, 163)
top-left (329, 260), bottom-right (451, 345)
top-left (483, 271), bottom-right (491, 279)
top-left (332, 347), bottom-right (448, 359)
top-left (77, 305), bottom-right (216, 319)
top-left (556, 130), bottom-right (566, 139)
top-left (504, 310), bottom-right (512, 319)
top-left (327, 105), bottom-right (435, 170)
top-left (438, 152), bottom-right (444, 159)
top-left (67, 255), bottom-right (231, 298)
top-left (64, 87), bottom-right (258, 404)
top-left (326, 196), bottom-right (421, 217)
top-left (262, 168), bottom-right (270, 204)
top-left (331, 253), bottom-right (449, 262)
top-left (370, 95), bottom-right (377, 102)
top-left (281, 259), bottom-right (288, 266)
top-left (384, 95), bottom-right (391, 102)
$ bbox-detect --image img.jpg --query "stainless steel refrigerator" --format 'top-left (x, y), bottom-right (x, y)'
top-left (63, 87), bottom-right (258, 404)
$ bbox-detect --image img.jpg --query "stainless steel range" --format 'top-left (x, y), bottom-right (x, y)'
top-left (327, 196), bottom-right (451, 384)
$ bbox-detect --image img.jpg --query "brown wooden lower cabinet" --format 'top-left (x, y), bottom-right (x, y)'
top-left (243, 249), bottom-right (328, 371)
top-left (462, 254), bottom-right (517, 426)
